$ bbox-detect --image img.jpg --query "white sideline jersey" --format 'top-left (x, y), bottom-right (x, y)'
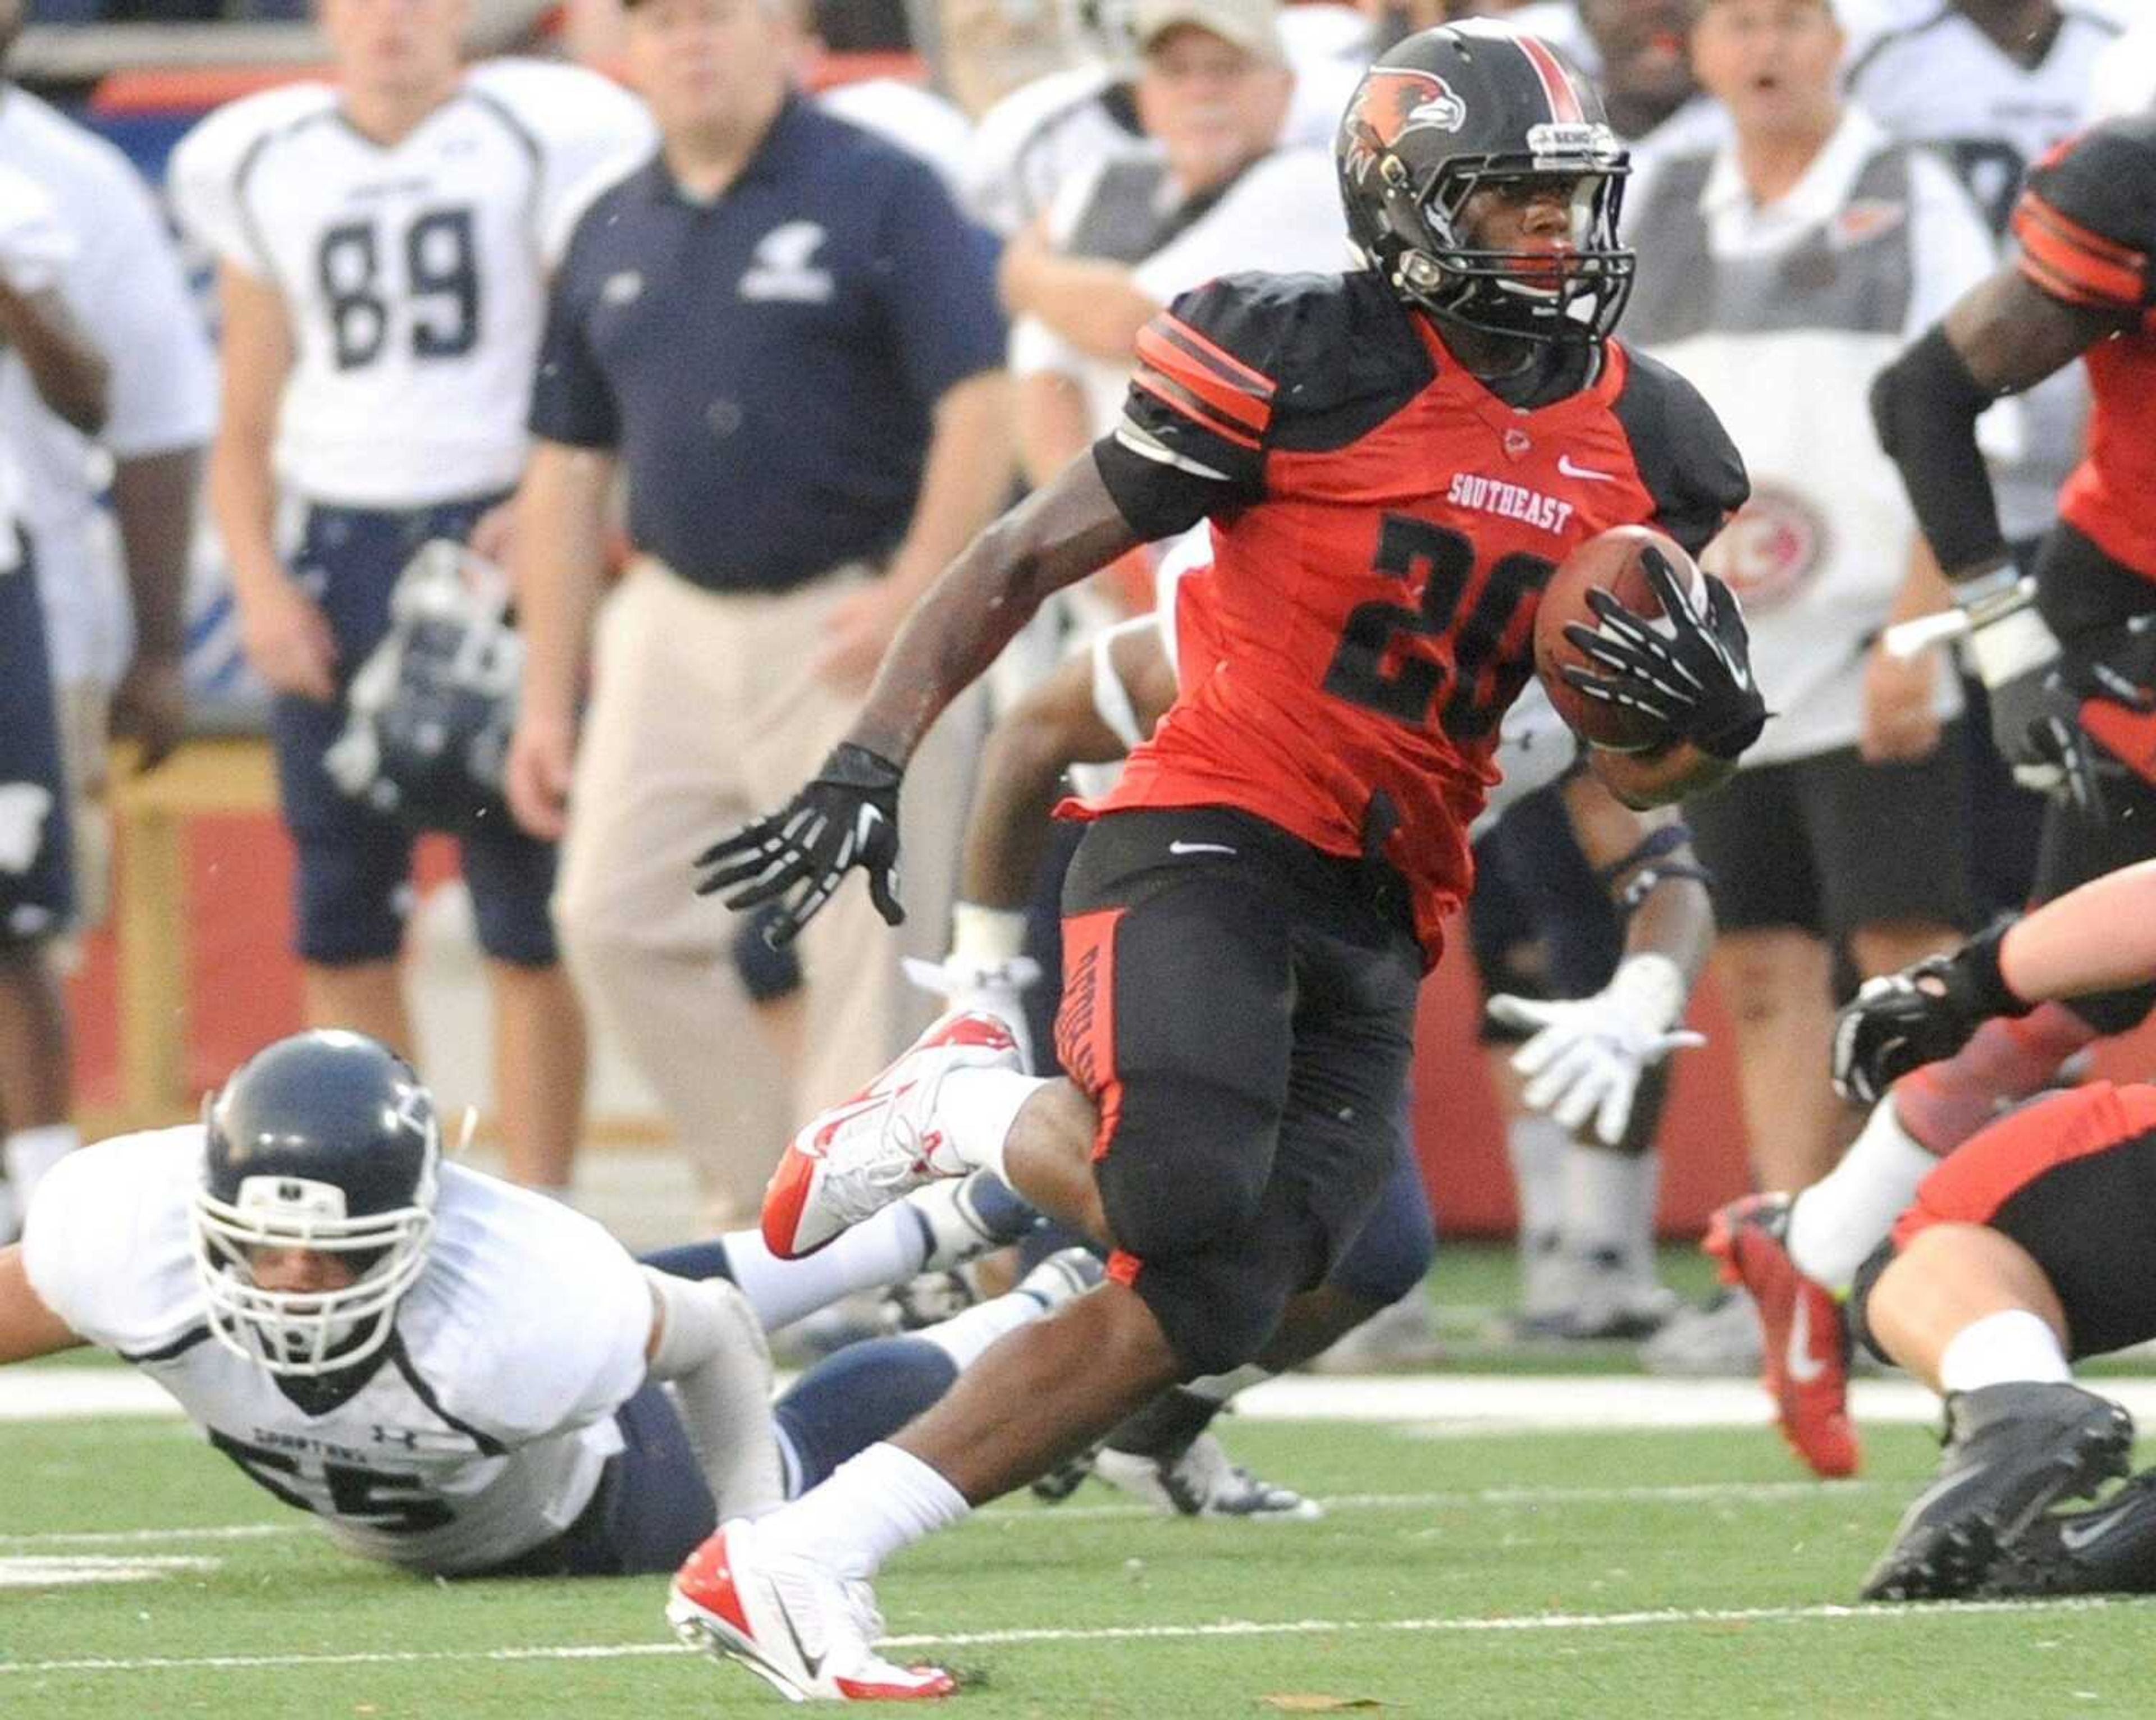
top-left (0, 87), bottom-right (217, 689)
top-left (1845, 4), bottom-right (2121, 544)
top-left (21, 1128), bottom-right (652, 1576)
top-left (0, 159), bottom-right (74, 577)
top-left (169, 60), bottom-right (653, 509)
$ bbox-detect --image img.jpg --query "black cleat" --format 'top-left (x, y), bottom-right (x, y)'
top-left (1862, 1382), bottom-right (2134, 1602)
top-left (1983, 1467), bottom-right (2156, 1597)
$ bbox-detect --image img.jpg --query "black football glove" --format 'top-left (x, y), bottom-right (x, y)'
top-left (1830, 917), bottom-right (2030, 1105)
top-left (1560, 549), bottom-right (1767, 759)
top-left (693, 742), bottom-right (904, 947)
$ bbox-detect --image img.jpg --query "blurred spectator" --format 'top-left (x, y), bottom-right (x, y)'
top-left (0, 159), bottom-right (107, 1243)
top-left (1624, 0), bottom-right (1995, 1198)
top-left (1003, 0), bottom-right (1343, 491)
top-left (506, 0), bottom-right (1011, 1229)
top-left (1846, 0), bottom-right (2121, 916)
top-left (963, 0), bottom-right (1359, 239)
top-left (169, 0), bottom-right (652, 1196)
top-left (0, 0), bottom-right (216, 954)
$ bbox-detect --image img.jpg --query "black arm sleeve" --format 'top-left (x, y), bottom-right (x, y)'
top-left (1868, 323), bottom-right (2008, 579)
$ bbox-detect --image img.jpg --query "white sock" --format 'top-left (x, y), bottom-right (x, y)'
top-left (721, 1203), bottom-right (929, 1330)
top-left (1937, 1309), bottom-right (2071, 1394)
top-left (1563, 1143), bottom-right (1654, 1279)
top-left (915, 1288), bottom-right (1049, 1371)
top-left (1784, 1099), bottom-right (1940, 1292)
top-left (760, 1441), bottom-right (969, 1581)
top-left (935, 1069), bottom-right (1053, 1183)
top-left (4, 1124), bottom-right (77, 1214)
top-left (1506, 1110), bottom-right (1568, 1255)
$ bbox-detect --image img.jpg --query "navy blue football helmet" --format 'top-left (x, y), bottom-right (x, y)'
top-left (1336, 20), bottom-right (1633, 345)
top-left (191, 1031), bottom-right (441, 1376)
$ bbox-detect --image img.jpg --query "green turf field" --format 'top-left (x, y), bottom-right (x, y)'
top-left (6, 1402), bottom-right (2156, 1719)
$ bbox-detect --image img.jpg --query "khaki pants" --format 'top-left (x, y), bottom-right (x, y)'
top-left (54, 679), bottom-right (111, 932)
top-left (555, 561), bottom-right (977, 1229)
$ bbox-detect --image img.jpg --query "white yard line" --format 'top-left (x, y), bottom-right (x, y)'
top-left (0, 1597), bottom-right (2144, 1676)
top-left (0, 1557), bottom-right (218, 1589)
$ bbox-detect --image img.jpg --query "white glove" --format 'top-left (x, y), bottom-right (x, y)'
top-left (903, 950), bottom-right (1042, 1073)
top-left (1486, 954), bottom-right (1703, 1147)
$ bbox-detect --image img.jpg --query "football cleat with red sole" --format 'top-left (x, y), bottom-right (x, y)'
top-left (668, 1521), bottom-right (956, 1703)
top-left (1706, 1193), bottom-right (1861, 1480)
top-left (763, 1011), bottom-right (1022, 1260)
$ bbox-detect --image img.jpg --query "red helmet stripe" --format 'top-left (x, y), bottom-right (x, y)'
top-left (1515, 34), bottom-right (1585, 126)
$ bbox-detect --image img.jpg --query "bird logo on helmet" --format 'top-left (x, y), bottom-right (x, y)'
top-left (1335, 21), bottom-right (1634, 346)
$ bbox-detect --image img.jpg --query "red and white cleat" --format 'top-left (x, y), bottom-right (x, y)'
top-left (1706, 1193), bottom-right (1861, 1480)
top-left (762, 1011), bottom-right (1022, 1260)
top-left (668, 1520), bottom-right (955, 1703)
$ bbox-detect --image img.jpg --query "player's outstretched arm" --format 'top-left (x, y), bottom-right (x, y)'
top-left (693, 454), bottom-right (1144, 945)
top-left (1833, 861), bottom-right (2156, 1102)
top-left (0, 1245), bottom-right (86, 1365)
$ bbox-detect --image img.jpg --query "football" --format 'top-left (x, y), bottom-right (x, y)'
top-left (1534, 525), bottom-right (1709, 752)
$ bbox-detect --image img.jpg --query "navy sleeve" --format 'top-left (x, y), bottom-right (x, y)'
top-left (527, 217), bottom-right (620, 449)
top-left (2013, 116), bottom-right (2156, 313)
top-left (1091, 273), bottom-right (1300, 542)
top-left (868, 149), bottom-right (1007, 406)
top-left (1611, 347), bottom-right (1750, 557)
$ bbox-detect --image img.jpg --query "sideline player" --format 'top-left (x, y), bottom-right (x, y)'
top-left (1712, 106), bottom-right (2156, 1477)
top-left (168, 0), bottom-right (652, 1194)
top-left (676, 21), bottom-right (1761, 1701)
top-left (1830, 862), bottom-right (2156, 1599)
top-left (0, 1031), bottom-right (1093, 1577)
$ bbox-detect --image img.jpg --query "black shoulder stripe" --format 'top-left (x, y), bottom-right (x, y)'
top-left (119, 1324), bottom-right (214, 1365)
top-left (390, 1332), bottom-right (508, 1456)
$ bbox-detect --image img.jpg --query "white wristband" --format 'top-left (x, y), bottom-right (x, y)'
top-left (951, 901), bottom-right (1030, 964)
top-left (1607, 953), bottom-right (1687, 1034)
top-left (1967, 605), bottom-right (2059, 689)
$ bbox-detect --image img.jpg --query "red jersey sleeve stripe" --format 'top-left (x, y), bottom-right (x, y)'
top-left (1146, 312), bottom-right (1277, 396)
top-left (2012, 191), bottom-right (2148, 309)
top-left (1131, 367), bottom-right (1263, 450)
top-left (1135, 323), bottom-right (1272, 436)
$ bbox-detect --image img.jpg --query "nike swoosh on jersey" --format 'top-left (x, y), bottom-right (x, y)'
top-left (1557, 454), bottom-right (1618, 483)
top-left (1787, 1292), bottom-right (1827, 1385)
top-left (1168, 841), bottom-right (1238, 857)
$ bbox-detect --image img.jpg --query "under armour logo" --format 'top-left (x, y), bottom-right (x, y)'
top-left (740, 222), bottom-right (834, 304)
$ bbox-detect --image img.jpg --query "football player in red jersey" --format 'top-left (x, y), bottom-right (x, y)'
top-left (1713, 108), bottom-right (2156, 1512)
top-left (672, 21), bottom-right (1761, 1703)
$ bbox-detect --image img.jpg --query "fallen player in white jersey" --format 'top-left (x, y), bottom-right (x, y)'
top-left (0, 1030), bottom-right (1085, 1578)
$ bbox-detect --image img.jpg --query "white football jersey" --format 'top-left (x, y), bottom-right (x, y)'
top-left (0, 88), bottom-right (217, 688)
top-left (169, 61), bottom-right (653, 509)
top-left (21, 1128), bottom-right (652, 1576)
top-left (1845, 5), bottom-right (2121, 542)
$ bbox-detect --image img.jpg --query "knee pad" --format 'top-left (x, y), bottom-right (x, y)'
top-left (1094, 1081), bottom-right (1277, 1264)
top-left (1846, 1236), bottom-right (1900, 1368)
top-left (1123, 1183), bottom-right (1328, 1379)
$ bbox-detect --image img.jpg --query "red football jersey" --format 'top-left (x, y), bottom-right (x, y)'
top-left (1084, 270), bottom-right (1748, 964)
top-left (2013, 116), bottom-right (2156, 579)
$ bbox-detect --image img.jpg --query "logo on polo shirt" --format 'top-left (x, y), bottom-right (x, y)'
top-left (601, 270), bottom-right (645, 307)
top-left (740, 221), bottom-right (834, 304)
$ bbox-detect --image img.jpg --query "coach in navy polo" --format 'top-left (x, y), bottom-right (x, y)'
top-left (507, 0), bottom-right (1012, 1225)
